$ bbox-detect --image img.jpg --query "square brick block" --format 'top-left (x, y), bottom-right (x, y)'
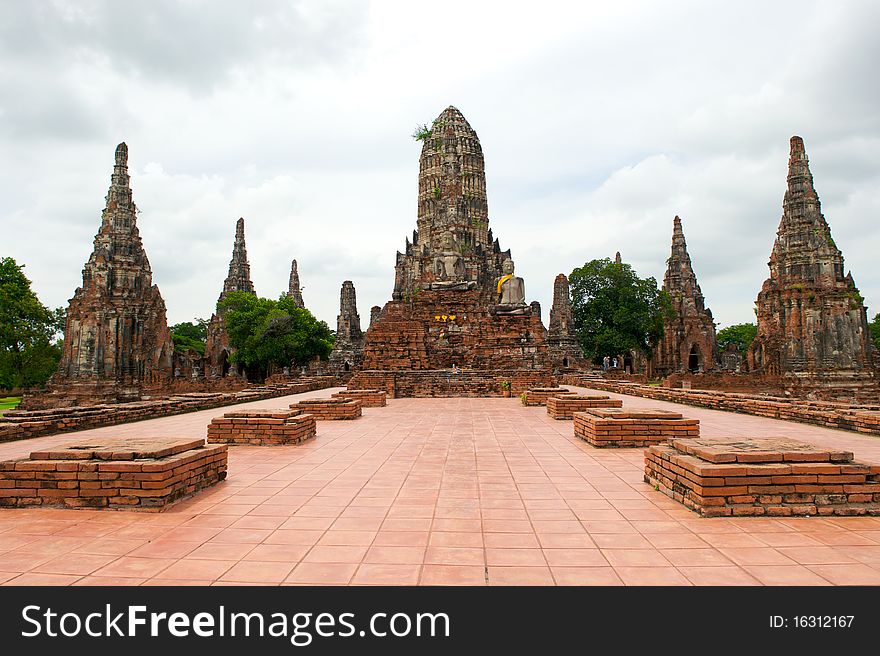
top-left (0, 437), bottom-right (227, 511)
top-left (574, 407), bottom-right (699, 447)
top-left (207, 408), bottom-right (317, 446)
top-left (289, 398), bottom-right (362, 420)
top-left (546, 395), bottom-right (622, 419)
top-left (644, 437), bottom-right (880, 517)
top-left (332, 389), bottom-right (387, 407)
top-left (522, 388), bottom-right (577, 406)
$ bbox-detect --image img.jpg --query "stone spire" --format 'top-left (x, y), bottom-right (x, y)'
top-left (750, 136), bottom-right (873, 376)
top-left (328, 280), bottom-right (364, 373)
top-left (656, 216), bottom-right (716, 375)
top-left (393, 105), bottom-right (513, 299)
top-left (220, 218), bottom-right (254, 302)
top-left (287, 259), bottom-right (305, 308)
top-left (369, 305), bottom-right (381, 328)
top-left (548, 273), bottom-right (582, 370)
top-left (47, 142), bottom-right (173, 404)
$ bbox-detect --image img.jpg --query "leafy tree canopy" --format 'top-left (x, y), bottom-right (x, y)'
top-left (569, 257), bottom-right (672, 363)
top-left (170, 319), bottom-right (207, 356)
top-left (0, 257), bottom-right (64, 389)
top-left (717, 322), bottom-right (758, 356)
top-left (217, 291), bottom-right (334, 378)
top-left (869, 313), bottom-right (880, 352)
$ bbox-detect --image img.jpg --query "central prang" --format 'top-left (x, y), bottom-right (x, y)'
top-left (349, 106), bottom-right (553, 395)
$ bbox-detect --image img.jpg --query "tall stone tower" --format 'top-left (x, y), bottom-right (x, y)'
top-left (34, 143), bottom-right (173, 407)
top-left (369, 305), bottom-right (382, 328)
top-left (204, 218), bottom-right (256, 379)
top-left (349, 105), bottom-right (552, 395)
top-left (328, 280), bottom-right (364, 373)
top-left (749, 136), bottom-right (874, 392)
top-left (655, 216), bottom-right (717, 375)
top-left (548, 273), bottom-right (583, 371)
top-left (287, 259), bottom-right (305, 308)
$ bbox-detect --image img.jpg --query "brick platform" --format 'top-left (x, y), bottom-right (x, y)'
top-left (645, 436), bottom-right (880, 517)
top-left (573, 408), bottom-right (699, 447)
top-left (288, 398), bottom-right (362, 420)
top-left (206, 409), bottom-right (317, 446)
top-left (0, 436), bottom-right (227, 511)
top-left (521, 387), bottom-right (577, 406)
top-left (546, 394), bottom-right (622, 419)
top-left (331, 389), bottom-right (387, 408)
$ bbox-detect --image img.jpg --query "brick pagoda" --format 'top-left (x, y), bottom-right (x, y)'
top-left (204, 217), bottom-right (255, 379)
top-left (548, 273), bottom-right (584, 372)
top-left (748, 136), bottom-right (876, 399)
top-left (287, 259), bottom-right (305, 308)
top-left (328, 280), bottom-right (365, 374)
top-left (348, 106), bottom-right (552, 396)
top-left (24, 143), bottom-right (173, 408)
top-left (655, 216), bottom-right (718, 376)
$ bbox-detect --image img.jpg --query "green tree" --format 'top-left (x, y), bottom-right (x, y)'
top-left (569, 257), bottom-right (672, 364)
top-left (869, 313), bottom-right (880, 352)
top-left (0, 257), bottom-right (64, 389)
top-left (170, 319), bottom-right (207, 356)
top-left (716, 322), bottom-right (758, 356)
top-left (217, 291), bottom-right (334, 379)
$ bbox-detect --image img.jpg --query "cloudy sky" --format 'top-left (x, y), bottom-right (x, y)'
top-left (2, 0), bottom-right (879, 333)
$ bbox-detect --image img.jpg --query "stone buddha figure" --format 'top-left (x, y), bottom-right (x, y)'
top-left (492, 258), bottom-right (529, 315)
top-left (426, 230), bottom-right (477, 290)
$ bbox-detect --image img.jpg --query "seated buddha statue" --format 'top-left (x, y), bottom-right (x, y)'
top-left (425, 231), bottom-right (477, 290)
top-left (492, 259), bottom-right (530, 315)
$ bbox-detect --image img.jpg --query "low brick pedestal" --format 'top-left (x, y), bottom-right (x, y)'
top-left (207, 409), bottom-right (316, 446)
top-left (522, 388), bottom-right (576, 406)
top-left (546, 394), bottom-right (622, 419)
top-left (645, 436), bottom-right (880, 517)
top-left (332, 389), bottom-right (387, 408)
top-left (574, 408), bottom-right (699, 446)
top-left (289, 398), bottom-right (362, 420)
top-left (0, 437), bottom-right (227, 511)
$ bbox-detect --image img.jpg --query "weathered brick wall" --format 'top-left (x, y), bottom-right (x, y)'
top-left (0, 378), bottom-right (338, 443)
top-left (561, 375), bottom-right (880, 437)
top-left (349, 370), bottom-right (554, 398)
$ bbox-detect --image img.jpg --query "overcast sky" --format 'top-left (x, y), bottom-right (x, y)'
top-left (2, 0), bottom-right (879, 333)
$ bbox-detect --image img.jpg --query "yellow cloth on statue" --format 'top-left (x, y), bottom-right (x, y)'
top-left (496, 274), bottom-right (514, 294)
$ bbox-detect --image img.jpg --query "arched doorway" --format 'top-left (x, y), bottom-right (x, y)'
top-left (623, 354), bottom-right (633, 373)
top-left (219, 350), bottom-right (230, 377)
top-left (344, 362), bottom-right (350, 372)
top-left (562, 357), bottom-right (569, 368)
top-left (688, 345), bottom-right (700, 372)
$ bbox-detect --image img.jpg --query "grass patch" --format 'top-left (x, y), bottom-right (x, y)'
top-left (0, 397), bottom-right (21, 416)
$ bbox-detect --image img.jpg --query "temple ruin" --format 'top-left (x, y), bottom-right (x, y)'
top-left (24, 143), bottom-right (173, 408)
top-left (348, 106), bottom-right (552, 396)
top-left (655, 216), bottom-right (718, 376)
top-left (204, 217), bottom-right (256, 379)
top-left (548, 273), bottom-right (584, 372)
top-left (328, 280), bottom-right (364, 375)
top-left (287, 259), bottom-right (305, 308)
top-left (748, 136), bottom-right (876, 399)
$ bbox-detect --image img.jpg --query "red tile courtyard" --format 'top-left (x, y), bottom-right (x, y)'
top-left (1, 385), bottom-right (880, 586)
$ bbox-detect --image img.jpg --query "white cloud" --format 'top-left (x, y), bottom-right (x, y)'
top-left (1, 0), bottom-right (879, 333)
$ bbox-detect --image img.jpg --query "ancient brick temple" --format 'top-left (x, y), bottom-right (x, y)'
top-left (204, 218), bottom-right (255, 379)
top-left (328, 280), bottom-right (364, 374)
top-left (24, 143), bottom-right (173, 408)
top-left (369, 305), bottom-right (382, 328)
top-left (548, 273), bottom-right (584, 372)
top-left (349, 106), bottom-right (552, 396)
top-left (287, 259), bottom-right (305, 308)
top-left (655, 216), bottom-right (717, 376)
top-left (748, 137), bottom-right (876, 397)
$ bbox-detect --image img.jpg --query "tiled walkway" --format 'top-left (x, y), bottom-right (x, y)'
top-left (1, 385), bottom-right (880, 586)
